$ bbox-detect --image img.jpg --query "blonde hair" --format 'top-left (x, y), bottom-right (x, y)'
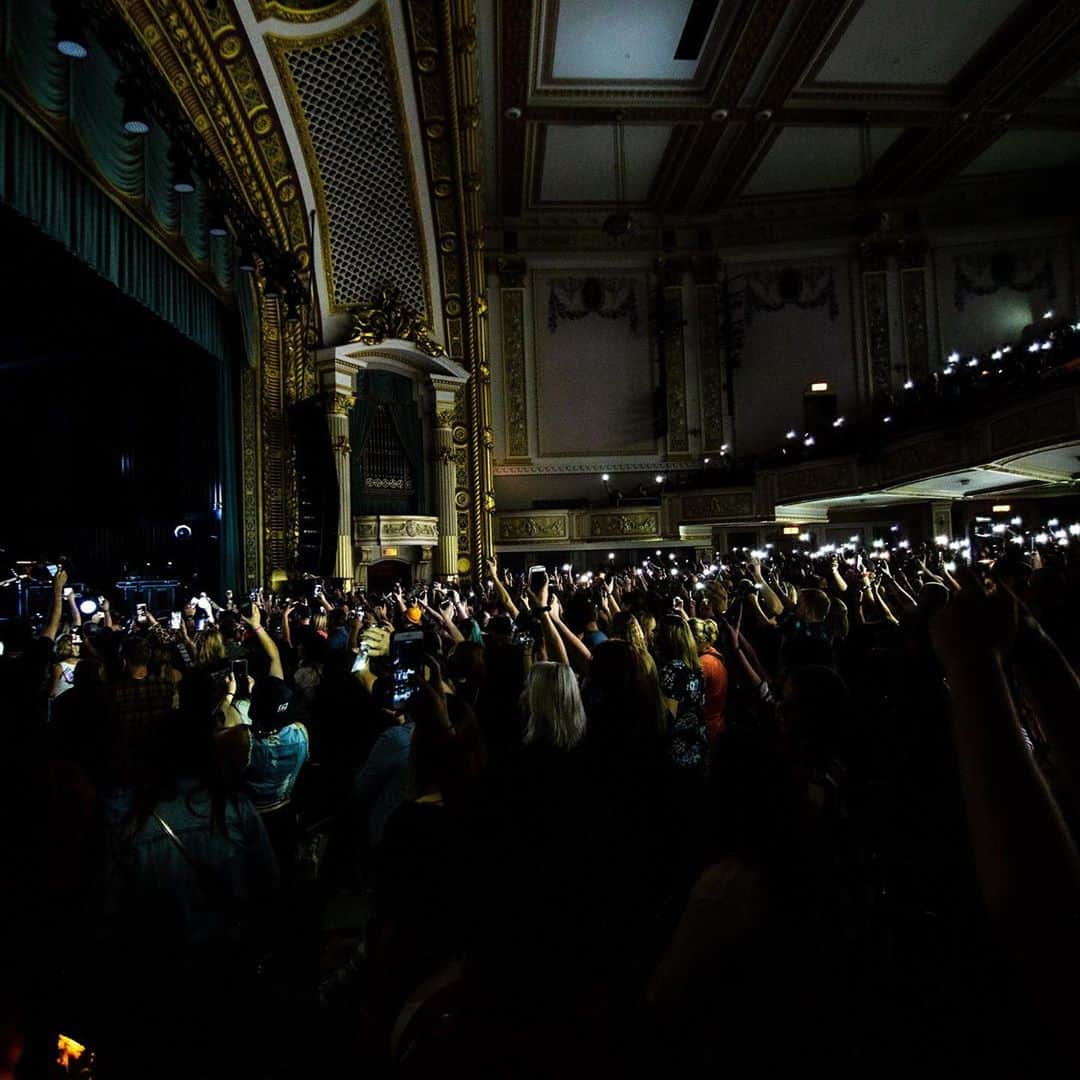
top-left (610, 611), bottom-right (648, 656)
top-left (523, 662), bottom-right (586, 750)
top-left (194, 627), bottom-right (225, 668)
top-left (689, 618), bottom-right (718, 651)
top-left (658, 617), bottom-right (702, 673)
top-left (55, 633), bottom-right (78, 662)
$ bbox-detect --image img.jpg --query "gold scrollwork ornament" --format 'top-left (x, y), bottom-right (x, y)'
top-left (348, 287), bottom-right (445, 357)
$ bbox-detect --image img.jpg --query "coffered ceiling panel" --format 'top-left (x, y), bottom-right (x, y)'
top-left (960, 130), bottom-right (1080, 175)
top-left (814, 0), bottom-right (1023, 87)
top-left (740, 125), bottom-right (901, 197)
top-left (550, 0), bottom-right (710, 83)
top-left (537, 124), bottom-right (672, 205)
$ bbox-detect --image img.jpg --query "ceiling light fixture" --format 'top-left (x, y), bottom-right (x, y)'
top-left (55, 4), bottom-right (89, 59)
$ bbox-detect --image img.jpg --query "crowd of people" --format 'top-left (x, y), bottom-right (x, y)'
top-left (3, 529), bottom-right (1080, 1076)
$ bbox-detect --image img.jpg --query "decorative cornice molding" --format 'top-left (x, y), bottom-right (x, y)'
top-left (494, 460), bottom-right (667, 477)
top-left (251, 0), bottom-right (357, 24)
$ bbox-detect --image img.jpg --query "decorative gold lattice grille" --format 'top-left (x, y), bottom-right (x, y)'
top-left (284, 26), bottom-right (426, 313)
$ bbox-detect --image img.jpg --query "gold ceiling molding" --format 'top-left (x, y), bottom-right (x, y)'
top-left (266, 3), bottom-right (431, 315)
top-left (348, 286), bottom-right (445, 356)
top-left (251, 1), bottom-right (359, 23)
top-left (111, 0), bottom-right (311, 266)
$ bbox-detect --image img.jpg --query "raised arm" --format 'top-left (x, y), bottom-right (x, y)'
top-left (42, 568), bottom-right (68, 642)
top-left (484, 557), bottom-right (520, 620)
top-left (242, 602), bottom-right (284, 681)
top-left (751, 557), bottom-right (784, 617)
top-left (527, 581), bottom-right (568, 667)
top-left (547, 594), bottom-right (591, 673)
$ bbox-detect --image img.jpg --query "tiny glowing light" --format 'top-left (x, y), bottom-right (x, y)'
top-left (704, 457), bottom-right (710, 464)
top-left (967, 358), bottom-right (979, 367)
top-left (669, 553), bottom-right (676, 560)
top-left (562, 563), bottom-right (571, 571)
top-left (948, 351), bottom-right (960, 364)
top-left (1054, 529), bottom-right (1067, 540)
top-left (656, 549), bottom-right (661, 556)
top-left (832, 417), bottom-right (845, 427)
top-left (872, 538), bottom-right (885, 549)
top-left (765, 543), bottom-right (774, 549)
top-left (1036, 532), bottom-right (1050, 544)
top-left (601, 473), bottom-right (610, 481)
top-left (991, 350), bottom-right (1003, 360)
top-left (903, 379), bottom-right (915, 389)
top-left (1048, 518), bottom-right (1060, 528)
top-left (1010, 516), bottom-right (1023, 526)
top-left (608, 552), bottom-right (615, 560)
top-left (804, 435), bottom-right (816, 447)
top-left (898, 540), bottom-right (910, 549)
top-left (810, 381), bottom-right (829, 392)
top-left (945, 561), bottom-right (957, 573)
top-left (800, 532), bottom-right (811, 542)
top-left (1044, 310), bottom-right (1054, 319)
top-left (720, 443), bottom-right (729, 452)
top-left (890, 524), bottom-right (900, 532)
top-left (850, 535), bottom-right (860, 544)
top-left (1028, 343), bottom-right (1041, 353)
top-left (935, 535), bottom-right (949, 545)
top-left (1003, 346), bottom-right (1012, 353)
top-left (1059, 537), bottom-right (1070, 547)
top-left (173, 524), bottom-right (192, 539)
top-left (992, 524), bottom-right (1007, 534)
top-left (783, 526), bottom-right (800, 536)
top-left (78, 598), bottom-right (98, 616)
top-left (1010, 537), bottom-right (1024, 545)
top-left (882, 415), bottom-right (892, 423)
top-left (1068, 523), bottom-right (1080, 537)
top-left (670, 568), bottom-right (679, 577)
top-left (786, 429), bottom-right (797, 440)
top-left (943, 366), bottom-right (955, 375)
top-left (992, 504), bottom-right (1011, 513)
top-left (655, 474), bottom-right (665, 484)
top-left (1041, 341), bottom-right (1052, 351)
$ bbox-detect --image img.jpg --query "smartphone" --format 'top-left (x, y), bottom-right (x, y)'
top-left (390, 629), bottom-right (425, 708)
top-left (170, 611), bottom-right (182, 629)
top-left (231, 658), bottom-right (249, 698)
top-left (195, 616), bottom-right (207, 632)
top-left (136, 602), bottom-right (147, 619)
top-left (313, 582), bottom-right (323, 598)
top-left (46, 564), bottom-right (59, 578)
top-left (351, 642), bottom-right (369, 674)
top-left (63, 587), bottom-right (73, 598)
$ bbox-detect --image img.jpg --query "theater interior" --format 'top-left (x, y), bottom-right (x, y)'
top-left (3, 1), bottom-right (1080, 1076)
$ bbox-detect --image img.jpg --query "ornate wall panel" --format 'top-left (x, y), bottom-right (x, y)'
top-left (696, 283), bottom-right (725, 453)
top-left (900, 265), bottom-right (930, 380)
top-left (251, 1), bottom-right (356, 22)
top-left (862, 269), bottom-right (891, 399)
top-left (664, 286), bottom-right (690, 455)
top-left (589, 511), bottom-right (661, 541)
top-left (501, 286), bottom-right (529, 460)
top-left (681, 491), bottom-right (755, 522)
top-left (497, 512), bottom-right (570, 543)
top-left (267, 7), bottom-right (428, 313)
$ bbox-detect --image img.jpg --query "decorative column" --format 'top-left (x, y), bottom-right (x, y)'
top-left (318, 362), bottom-right (356, 587)
top-left (431, 376), bottom-right (466, 579)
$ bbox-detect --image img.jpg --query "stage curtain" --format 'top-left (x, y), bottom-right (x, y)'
top-left (69, 40), bottom-right (144, 197)
top-left (0, 100), bottom-right (229, 362)
top-left (8, 1), bottom-right (68, 115)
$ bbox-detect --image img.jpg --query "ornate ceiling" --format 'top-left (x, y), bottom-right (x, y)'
top-left (482, 0), bottom-right (1080, 232)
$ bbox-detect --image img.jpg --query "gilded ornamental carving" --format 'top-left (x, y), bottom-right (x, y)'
top-left (589, 513), bottom-right (660, 538)
top-left (348, 287), bottom-right (446, 356)
top-left (497, 516), bottom-right (569, 542)
top-left (681, 492), bottom-right (754, 521)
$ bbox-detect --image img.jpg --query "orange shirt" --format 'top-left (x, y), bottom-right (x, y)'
top-left (699, 646), bottom-right (728, 743)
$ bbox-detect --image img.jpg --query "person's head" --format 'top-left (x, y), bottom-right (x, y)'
top-left (609, 611), bottom-right (648, 654)
top-left (705, 581), bottom-right (729, 615)
top-left (689, 617), bottom-right (717, 655)
top-left (298, 627), bottom-right (328, 666)
top-left (523, 661), bottom-right (586, 750)
top-left (917, 580), bottom-right (950, 617)
top-left (121, 635), bottom-right (152, 675)
top-left (249, 676), bottom-right (298, 734)
top-left (295, 604), bottom-right (312, 624)
top-left (328, 607), bottom-right (347, 630)
top-left (218, 610), bottom-right (242, 644)
top-left (656, 616), bottom-right (701, 672)
top-left (795, 588), bottom-right (831, 625)
top-left (194, 627), bottom-right (226, 668)
top-left (55, 633), bottom-right (79, 663)
top-left (638, 612), bottom-right (657, 649)
top-left (584, 639), bottom-right (667, 740)
top-left (407, 684), bottom-right (486, 802)
top-left (824, 596), bottom-right (849, 642)
top-left (486, 613), bottom-right (514, 643)
top-left (447, 640), bottom-right (487, 701)
top-left (565, 595), bottom-right (598, 633)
